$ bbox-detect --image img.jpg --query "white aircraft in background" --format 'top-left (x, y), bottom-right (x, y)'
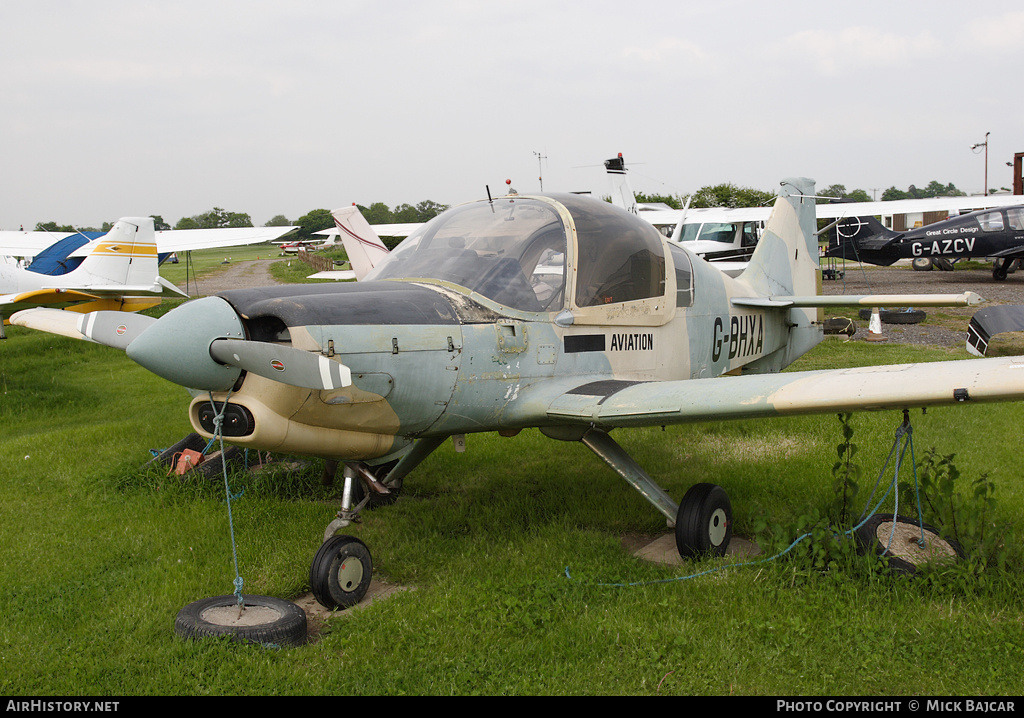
top-left (604, 153), bottom-right (1024, 277)
top-left (0, 224), bottom-right (299, 265)
top-left (0, 217), bottom-right (187, 338)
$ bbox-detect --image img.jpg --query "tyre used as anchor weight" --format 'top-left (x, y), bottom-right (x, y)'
top-left (675, 483), bottom-right (733, 559)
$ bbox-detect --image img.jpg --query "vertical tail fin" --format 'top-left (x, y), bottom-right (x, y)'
top-left (73, 217), bottom-right (159, 288)
top-left (331, 206), bottom-right (390, 280)
top-left (737, 178), bottom-right (820, 369)
top-left (739, 178), bottom-right (818, 297)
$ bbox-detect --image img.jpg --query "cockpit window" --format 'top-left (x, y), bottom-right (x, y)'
top-left (1007, 208), bottom-right (1024, 231)
top-left (365, 198), bottom-right (567, 312)
top-left (977, 211), bottom-right (1004, 232)
top-left (563, 195), bottom-right (666, 307)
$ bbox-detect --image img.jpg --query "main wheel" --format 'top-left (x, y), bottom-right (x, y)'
top-left (855, 513), bottom-right (964, 575)
top-left (675, 483), bottom-right (732, 559)
top-left (174, 594), bottom-right (307, 647)
top-left (310, 535), bottom-right (373, 610)
top-left (911, 257), bottom-right (933, 271)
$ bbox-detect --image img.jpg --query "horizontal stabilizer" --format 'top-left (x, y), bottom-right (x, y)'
top-left (732, 292), bottom-right (983, 309)
top-left (308, 270), bottom-right (357, 281)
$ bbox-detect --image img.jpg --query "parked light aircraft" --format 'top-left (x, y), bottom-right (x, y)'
top-left (824, 205), bottom-right (1024, 280)
top-left (1, 217), bottom-right (187, 338)
top-left (15, 179), bottom-right (1024, 611)
top-left (604, 153), bottom-right (1024, 276)
top-left (0, 225), bottom-right (299, 266)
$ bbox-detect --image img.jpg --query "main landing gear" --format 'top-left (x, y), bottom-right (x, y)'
top-left (578, 428), bottom-right (733, 559)
top-left (309, 430), bottom-right (734, 609)
top-left (993, 257), bottom-right (1017, 281)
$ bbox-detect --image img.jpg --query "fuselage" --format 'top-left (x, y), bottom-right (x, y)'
top-left (182, 193), bottom-right (815, 463)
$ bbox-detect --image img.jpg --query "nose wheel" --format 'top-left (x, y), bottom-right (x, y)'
top-left (309, 535), bottom-right (373, 610)
top-left (675, 483), bottom-right (732, 559)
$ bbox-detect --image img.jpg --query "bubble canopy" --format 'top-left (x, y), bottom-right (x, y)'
top-left (365, 193), bottom-right (667, 313)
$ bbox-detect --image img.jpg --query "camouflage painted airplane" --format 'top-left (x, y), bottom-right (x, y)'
top-left (13, 178), bottom-right (1024, 611)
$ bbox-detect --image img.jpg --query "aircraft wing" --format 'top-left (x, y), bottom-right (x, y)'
top-left (544, 355), bottom-right (1024, 429)
top-left (0, 232), bottom-right (75, 258)
top-left (815, 194), bottom-right (1024, 220)
top-left (63, 226), bottom-right (299, 258)
top-left (636, 195), bottom-right (1024, 229)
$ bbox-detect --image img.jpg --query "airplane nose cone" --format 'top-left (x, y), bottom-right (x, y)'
top-left (126, 296), bottom-right (246, 391)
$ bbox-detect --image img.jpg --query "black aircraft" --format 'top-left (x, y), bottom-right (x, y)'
top-left (825, 204), bottom-right (1024, 280)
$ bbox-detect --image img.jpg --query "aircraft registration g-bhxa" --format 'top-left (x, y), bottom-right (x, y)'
top-left (14, 178), bottom-right (1024, 611)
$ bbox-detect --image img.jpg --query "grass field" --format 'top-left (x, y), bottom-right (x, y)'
top-left (1, 252), bottom-right (1023, 696)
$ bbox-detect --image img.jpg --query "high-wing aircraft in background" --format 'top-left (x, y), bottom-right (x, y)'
top-left (1, 217), bottom-right (187, 338)
top-left (604, 153), bottom-right (1024, 276)
top-left (14, 179), bottom-right (1024, 612)
top-left (824, 205), bottom-right (1024, 280)
top-left (2, 222), bottom-right (299, 268)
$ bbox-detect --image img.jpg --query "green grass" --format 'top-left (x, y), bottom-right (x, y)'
top-left (2, 265), bottom-right (1024, 696)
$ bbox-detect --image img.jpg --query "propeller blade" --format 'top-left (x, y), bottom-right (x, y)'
top-left (77, 311), bottom-right (158, 350)
top-left (209, 339), bottom-right (352, 391)
top-left (10, 308), bottom-right (157, 351)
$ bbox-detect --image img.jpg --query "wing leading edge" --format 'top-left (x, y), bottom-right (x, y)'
top-left (545, 355), bottom-right (1024, 428)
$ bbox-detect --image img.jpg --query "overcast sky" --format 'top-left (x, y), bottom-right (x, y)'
top-left (1, 0), bottom-right (1021, 229)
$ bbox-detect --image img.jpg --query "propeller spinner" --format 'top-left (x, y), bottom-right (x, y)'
top-left (121, 296), bottom-right (353, 392)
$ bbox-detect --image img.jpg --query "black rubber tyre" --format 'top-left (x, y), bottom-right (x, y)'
top-left (880, 309), bottom-right (926, 325)
top-left (310, 535), bottom-right (373, 610)
top-left (911, 257), bottom-right (933, 271)
top-left (675, 483), bottom-right (732, 559)
top-left (174, 594), bottom-right (307, 647)
top-left (197, 445), bottom-right (245, 480)
top-left (934, 258), bottom-right (955, 271)
top-left (824, 317), bottom-right (855, 336)
top-left (855, 513), bottom-right (964, 576)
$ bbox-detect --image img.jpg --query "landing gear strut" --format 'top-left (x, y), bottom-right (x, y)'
top-left (993, 258), bottom-right (1015, 281)
top-left (311, 437), bottom-right (445, 610)
top-left (578, 428), bottom-right (733, 559)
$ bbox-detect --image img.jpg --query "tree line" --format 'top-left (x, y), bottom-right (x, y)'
top-left (33, 200), bottom-right (450, 238)
top-left (634, 179), bottom-right (971, 209)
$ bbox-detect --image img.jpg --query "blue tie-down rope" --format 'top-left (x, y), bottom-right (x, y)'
top-left (566, 414), bottom-right (925, 587)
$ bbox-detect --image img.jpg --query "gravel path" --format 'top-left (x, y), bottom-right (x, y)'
top-left (822, 262), bottom-right (1024, 348)
top-left (186, 258), bottom-right (283, 296)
